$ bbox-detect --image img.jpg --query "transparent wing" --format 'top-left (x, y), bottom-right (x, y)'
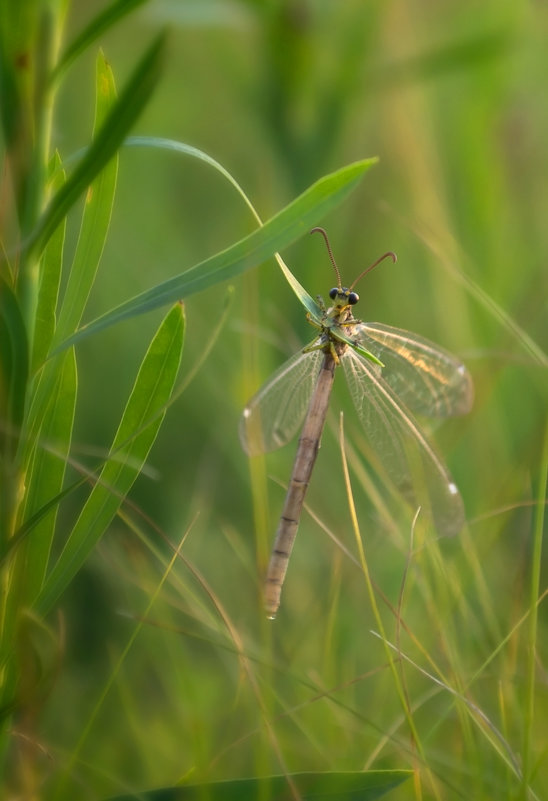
top-left (342, 347), bottom-right (466, 536)
top-left (352, 322), bottom-right (473, 418)
top-left (239, 345), bottom-right (324, 456)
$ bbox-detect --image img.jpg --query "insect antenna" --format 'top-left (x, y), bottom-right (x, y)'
top-left (349, 251), bottom-right (397, 290)
top-left (310, 226), bottom-right (342, 290)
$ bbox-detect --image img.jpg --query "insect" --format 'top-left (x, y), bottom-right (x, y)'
top-left (240, 227), bottom-right (473, 619)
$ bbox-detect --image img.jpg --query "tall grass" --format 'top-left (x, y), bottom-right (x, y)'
top-left (1, 1), bottom-right (546, 800)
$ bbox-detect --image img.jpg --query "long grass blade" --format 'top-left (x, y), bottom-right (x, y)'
top-left (53, 158), bottom-right (377, 352)
top-left (31, 152), bottom-right (66, 371)
top-left (0, 277), bottom-right (29, 434)
top-left (29, 32), bottom-right (165, 259)
top-left (19, 350), bottom-right (77, 593)
top-left (35, 302), bottom-right (184, 615)
top-left (55, 50), bottom-right (118, 341)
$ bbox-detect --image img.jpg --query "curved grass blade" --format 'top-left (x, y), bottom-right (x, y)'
top-left (105, 770), bottom-right (411, 800)
top-left (124, 136), bottom-right (329, 318)
top-left (29, 32), bottom-right (165, 260)
top-left (35, 302), bottom-right (184, 615)
top-left (53, 158), bottom-right (377, 353)
top-left (125, 136), bottom-right (260, 218)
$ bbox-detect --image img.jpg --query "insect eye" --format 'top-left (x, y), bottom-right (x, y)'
top-left (329, 287), bottom-right (338, 299)
top-left (348, 291), bottom-right (359, 305)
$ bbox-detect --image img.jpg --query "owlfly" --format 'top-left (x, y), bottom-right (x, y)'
top-left (240, 228), bottom-right (473, 619)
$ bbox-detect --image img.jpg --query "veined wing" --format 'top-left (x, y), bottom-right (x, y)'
top-left (240, 345), bottom-right (324, 457)
top-left (341, 347), bottom-right (466, 536)
top-left (352, 322), bottom-right (473, 418)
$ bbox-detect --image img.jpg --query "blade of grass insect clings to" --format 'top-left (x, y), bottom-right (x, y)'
top-left (35, 302), bottom-right (184, 616)
top-left (124, 137), bottom-right (370, 321)
top-left (521, 421), bottom-right (548, 798)
top-left (54, 49), bottom-right (118, 342)
top-left (52, 157), bottom-right (378, 352)
top-left (125, 137), bottom-right (322, 321)
top-left (337, 412), bottom-right (428, 793)
top-left (29, 31), bottom-right (165, 261)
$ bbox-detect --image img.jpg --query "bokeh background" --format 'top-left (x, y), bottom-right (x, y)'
top-left (35, 1), bottom-right (548, 798)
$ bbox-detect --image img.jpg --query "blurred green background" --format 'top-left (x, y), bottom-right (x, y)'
top-left (22, 0), bottom-right (548, 798)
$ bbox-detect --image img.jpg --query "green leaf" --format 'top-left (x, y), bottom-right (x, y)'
top-left (55, 50), bottom-right (118, 341)
top-left (276, 253), bottom-right (322, 319)
top-left (19, 349), bottom-right (77, 593)
top-left (54, 157), bottom-right (377, 352)
top-left (105, 770), bottom-right (411, 801)
top-left (52, 0), bottom-right (150, 83)
top-left (31, 152), bottom-right (66, 371)
top-left (35, 303), bottom-right (184, 615)
top-left (29, 31), bottom-right (165, 259)
top-left (124, 136), bottom-right (260, 218)
top-left (0, 277), bottom-right (29, 431)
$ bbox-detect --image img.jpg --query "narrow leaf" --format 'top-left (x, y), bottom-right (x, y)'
top-left (36, 303), bottom-right (184, 614)
top-left (32, 152), bottom-right (66, 371)
top-left (55, 50), bottom-right (118, 340)
top-left (55, 158), bottom-right (377, 352)
top-left (20, 350), bottom-right (77, 592)
top-left (0, 277), bottom-right (29, 430)
top-left (30, 32), bottom-right (165, 259)
top-left (52, 0), bottom-right (150, 83)
top-left (276, 253), bottom-right (321, 319)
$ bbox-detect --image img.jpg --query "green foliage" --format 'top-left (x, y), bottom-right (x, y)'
top-left (56, 157), bottom-right (376, 351)
top-left (29, 33), bottom-right (165, 260)
top-left (107, 770), bottom-right (411, 800)
top-left (1, 1), bottom-right (546, 801)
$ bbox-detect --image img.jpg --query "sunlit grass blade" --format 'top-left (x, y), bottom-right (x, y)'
top-left (53, 158), bottom-right (377, 352)
top-left (105, 770), bottom-right (411, 800)
top-left (275, 252), bottom-right (321, 319)
top-left (124, 136), bottom-right (350, 320)
top-left (29, 32), bottom-right (165, 259)
top-left (125, 136), bottom-right (261, 219)
top-left (54, 50), bottom-right (118, 342)
top-left (51, 0), bottom-right (150, 84)
top-left (35, 302), bottom-right (184, 615)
